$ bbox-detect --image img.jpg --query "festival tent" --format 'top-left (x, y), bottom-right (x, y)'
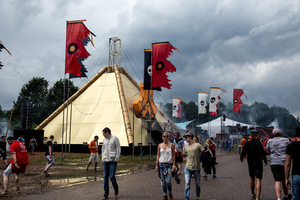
top-left (35, 65), bottom-right (178, 147)
top-left (196, 117), bottom-right (253, 138)
top-left (174, 119), bottom-right (196, 130)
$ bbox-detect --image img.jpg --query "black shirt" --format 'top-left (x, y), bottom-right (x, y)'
top-left (241, 139), bottom-right (267, 165)
top-left (45, 140), bottom-right (53, 156)
top-left (0, 141), bottom-right (6, 153)
top-left (286, 141), bottom-right (300, 175)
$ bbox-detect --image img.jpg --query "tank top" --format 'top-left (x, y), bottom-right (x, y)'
top-left (159, 143), bottom-right (172, 163)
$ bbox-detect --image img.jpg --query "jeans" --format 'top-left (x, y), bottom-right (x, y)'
top-left (159, 163), bottom-right (172, 195)
top-left (103, 162), bottom-right (118, 196)
top-left (292, 175), bottom-right (300, 200)
top-left (184, 168), bottom-right (201, 200)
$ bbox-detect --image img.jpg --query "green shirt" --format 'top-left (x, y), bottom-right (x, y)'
top-left (184, 143), bottom-right (204, 170)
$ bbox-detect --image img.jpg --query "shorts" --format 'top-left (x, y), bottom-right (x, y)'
top-left (248, 163), bottom-right (263, 179)
top-left (45, 155), bottom-right (55, 166)
top-left (175, 151), bottom-right (183, 163)
top-left (271, 165), bottom-right (285, 181)
top-left (3, 163), bottom-right (28, 176)
top-left (30, 145), bottom-right (35, 150)
top-left (0, 152), bottom-right (7, 160)
top-left (89, 153), bottom-right (100, 163)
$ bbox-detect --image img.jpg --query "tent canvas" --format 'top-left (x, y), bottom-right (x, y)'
top-left (197, 117), bottom-right (253, 138)
top-left (36, 66), bottom-right (178, 147)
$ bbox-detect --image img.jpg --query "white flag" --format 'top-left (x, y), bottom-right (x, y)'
top-left (198, 92), bottom-right (208, 114)
top-left (172, 98), bottom-right (183, 118)
top-left (209, 87), bottom-right (223, 116)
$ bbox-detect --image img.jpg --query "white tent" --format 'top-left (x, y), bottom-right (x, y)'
top-left (36, 66), bottom-right (178, 147)
top-left (197, 117), bottom-right (253, 138)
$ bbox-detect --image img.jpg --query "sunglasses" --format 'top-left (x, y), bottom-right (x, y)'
top-left (163, 136), bottom-right (169, 138)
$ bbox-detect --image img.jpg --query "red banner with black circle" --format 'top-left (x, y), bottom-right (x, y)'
top-left (65, 20), bottom-right (95, 78)
top-left (152, 42), bottom-right (178, 89)
top-left (233, 89), bottom-right (246, 113)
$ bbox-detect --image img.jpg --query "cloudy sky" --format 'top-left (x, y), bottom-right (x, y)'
top-left (1, 0), bottom-right (300, 117)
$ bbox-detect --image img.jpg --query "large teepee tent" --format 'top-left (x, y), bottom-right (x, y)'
top-left (35, 65), bottom-right (178, 147)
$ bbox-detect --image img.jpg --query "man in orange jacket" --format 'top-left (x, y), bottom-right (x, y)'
top-left (86, 135), bottom-right (100, 172)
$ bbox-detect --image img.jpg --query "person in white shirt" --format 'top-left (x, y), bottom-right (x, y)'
top-left (101, 127), bottom-right (121, 200)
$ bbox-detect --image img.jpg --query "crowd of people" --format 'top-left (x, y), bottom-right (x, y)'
top-left (0, 125), bottom-right (299, 200)
top-left (155, 132), bottom-right (217, 200)
top-left (240, 127), bottom-right (300, 200)
top-left (0, 127), bottom-right (121, 200)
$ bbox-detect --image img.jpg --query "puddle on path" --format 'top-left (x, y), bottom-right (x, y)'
top-left (47, 164), bottom-right (153, 188)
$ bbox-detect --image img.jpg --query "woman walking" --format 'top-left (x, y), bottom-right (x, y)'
top-left (155, 132), bottom-right (176, 200)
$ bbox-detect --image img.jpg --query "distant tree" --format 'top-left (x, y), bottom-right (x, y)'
top-left (47, 79), bottom-right (79, 115)
top-left (182, 101), bottom-right (198, 121)
top-left (12, 77), bottom-right (49, 129)
top-left (0, 105), bottom-right (5, 118)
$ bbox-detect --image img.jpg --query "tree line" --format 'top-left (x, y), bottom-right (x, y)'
top-left (1, 77), bottom-right (299, 132)
top-left (162, 101), bottom-right (300, 131)
top-left (0, 77), bottom-right (79, 130)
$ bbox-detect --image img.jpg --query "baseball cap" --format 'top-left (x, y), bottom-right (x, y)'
top-left (184, 132), bottom-right (192, 137)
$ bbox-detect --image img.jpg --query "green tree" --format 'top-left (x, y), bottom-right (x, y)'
top-left (47, 79), bottom-right (79, 115)
top-left (12, 77), bottom-right (49, 129)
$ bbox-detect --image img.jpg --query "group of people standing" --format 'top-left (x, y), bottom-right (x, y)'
top-left (156, 132), bottom-right (217, 200)
top-left (240, 127), bottom-right (300, 200)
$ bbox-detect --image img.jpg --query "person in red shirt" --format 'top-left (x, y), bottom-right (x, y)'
top-left (0, 136), bottom-right (29, 197)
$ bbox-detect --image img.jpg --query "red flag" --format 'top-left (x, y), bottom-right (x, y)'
top-left (65, 20), bottom-right (95, 77)
top-left (152, 42), bottom-right (178, 89)
top-left (233, 89), bottom-right (246, 113)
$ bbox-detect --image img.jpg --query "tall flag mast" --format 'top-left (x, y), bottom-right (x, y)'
top-left (233, 89), bottom-right (247, 113)
top-left (172, 98), bottom-right (183, 118)
top-left (198, 92), bottom-right (208, 114)
top-left (209, 87), bottom-right (226, 116)
top-left (65, 20), bottom-right (95, 78)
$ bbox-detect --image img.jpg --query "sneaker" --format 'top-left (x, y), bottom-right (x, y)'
top-left (115, 191), bottom-right (119, 196)
top-left (169, 193), bottom-right (174, 200)
top-left (202, 174), bottom-right (207, 179)
top-left (283, 194), bottom-right (293, 200)
top-left (16, 187), bottom-right (21, 193)
top-left (161, 195), bottom-right (168, 200)
top-left (195, 196), bottom-right (200, 200)
top-left (213, 174), bottom-right (216, 178)
top-left (251, 194), bottom-right (256, 200)
top-left (0, 191), bottom-right (8, 197)
top-left (43, 171), bottom-right (50, 177)
top-left (255, 197), bottom-right (260, 200)
top-left (102, 195), bottom-right (108, 200)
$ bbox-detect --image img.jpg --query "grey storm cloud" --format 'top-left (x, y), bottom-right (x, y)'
top-left (1, 0), bottom-right (300, 117)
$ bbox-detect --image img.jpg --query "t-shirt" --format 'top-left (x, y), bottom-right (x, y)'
top-left (286, 141), bottom-right (300, 175)
top-left (266, 137), bottom-right (290, 166)
top-left (241, 139), bottom-right (267, 165)
top-left (0, 140), bottom-right (7, 153)
top-left (45, 140), bottom-right (53, 156)
top-left (184, 143), bottom-right (204, 170)
top-left (173, 138), bottom-right (184, 152)
top-left (10, 141), bottom-right (29, 165)
top-left (30, 139), bottom-right (37, 146)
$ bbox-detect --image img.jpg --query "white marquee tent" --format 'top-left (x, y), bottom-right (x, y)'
top-left (197, 117), bottom-right (253, 138)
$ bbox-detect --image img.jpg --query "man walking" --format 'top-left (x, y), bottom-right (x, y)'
top-left (285, 126), bottom-right (300, 200)
top-left (86, 135), bottom-right (100, 172)
top-left (182, 132), bottom-right (204, 200)
top-left (0, 136), bottom-right (29, 197)
top-left (43, 135), bottom-right (55, 177)
top-left (241, 129), bottom-right (267, 200)
top-left (173, 132), bottom-right (184, 175)
top-left (102, 127), bottom-right (121, 200)
top-left (266, 128), bottom-right (292, 200)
